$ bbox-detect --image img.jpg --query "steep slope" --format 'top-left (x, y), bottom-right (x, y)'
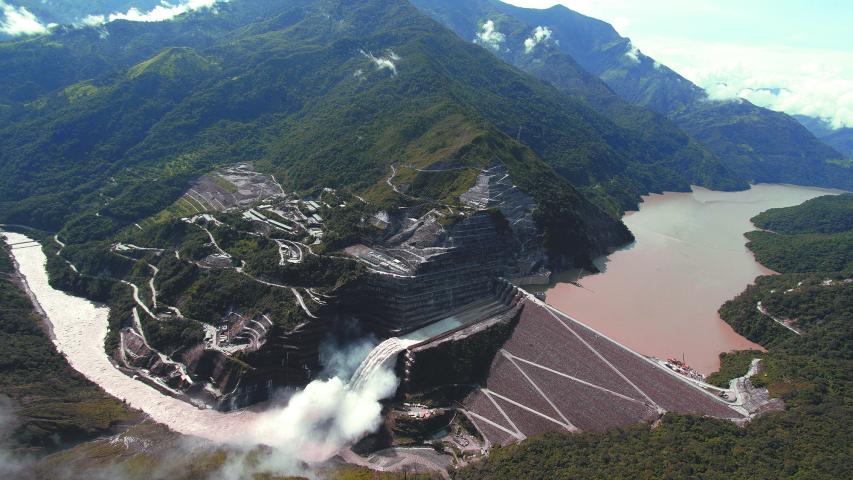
top-left (795, 115), bottom-right (853, 158)
top-left (427, 0), bottom-right (851, 190)
top-left (411, 0), bottom-right (746, 204)
top-left (0, 0), bottom-right (630, 259)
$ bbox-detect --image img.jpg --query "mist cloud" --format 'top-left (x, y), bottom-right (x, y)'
top-left (0, 1), bottom-right (50, 36)
top-left (523, 25), bottom-right (552, 54)
top-left (243, 334), bottom-right (397, 464)
top-left (360, 49), bottom-right (400, 75)
top-left (641, 37), bottom-right (853, 128)
top-left (624, 40), bottom-right (641, 63)
top-left (0, 396), bottom-right (27, 478)
top-left (475, 20), bottom-right (505, 51)
top-left (80, 0), bottom-right (225, 27)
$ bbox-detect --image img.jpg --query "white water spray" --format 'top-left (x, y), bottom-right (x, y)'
top-left (349, 337), bottom-right (416, 393)
top-left (2, 231), bottom-right (421, 472)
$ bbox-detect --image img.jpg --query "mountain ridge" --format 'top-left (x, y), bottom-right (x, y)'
top-left (411, 0), bottom-right (851, 191)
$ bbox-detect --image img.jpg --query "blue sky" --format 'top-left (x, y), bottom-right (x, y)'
top-left (506, 0), bottom-right (853, 127)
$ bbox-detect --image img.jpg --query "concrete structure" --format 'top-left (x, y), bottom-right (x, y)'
top-left (345, 210), bottom-right (512, 335)
top-left (458, 295), bottom-right (745, 445)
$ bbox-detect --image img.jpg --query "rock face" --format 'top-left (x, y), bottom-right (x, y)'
top-left (461, 165), bottom-right (550, 284)
top-left (344, 209), bottom-right (515, 335)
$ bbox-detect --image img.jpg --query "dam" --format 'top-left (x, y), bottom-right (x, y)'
top-left (4, 230), bottom-right (774, 459)
top-left (394, 281), bottom-right (760, 446)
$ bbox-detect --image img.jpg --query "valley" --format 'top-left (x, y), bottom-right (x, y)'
top-left (0, 0), bottom-right (850, 479)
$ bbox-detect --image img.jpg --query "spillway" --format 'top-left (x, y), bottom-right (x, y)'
top-left (349, 337), bottom-right (416, 393)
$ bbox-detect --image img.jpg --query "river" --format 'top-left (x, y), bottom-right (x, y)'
top-left (543, 184), bottom-right (843, 374)
top-left (1, 231), bottom-right (406, 463)
top-left (1, 231), bottom-right (257, 442)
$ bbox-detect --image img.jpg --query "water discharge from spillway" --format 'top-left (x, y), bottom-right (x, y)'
top-left (349, 337), bottom-right (417, 393)
top-left (1, 231), bottom-right (414, 465)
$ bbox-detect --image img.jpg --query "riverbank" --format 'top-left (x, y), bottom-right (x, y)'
top-left (542, 184), bottom-right (842, 374)
top-left (1, 231), bottom-right (258, 443)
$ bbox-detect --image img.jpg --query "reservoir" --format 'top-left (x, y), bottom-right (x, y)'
top-left (544, 184), bottom-right (842, 374)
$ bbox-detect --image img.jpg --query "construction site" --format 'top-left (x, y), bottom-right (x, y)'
top-left (36, 161), bottom-right (781, 461)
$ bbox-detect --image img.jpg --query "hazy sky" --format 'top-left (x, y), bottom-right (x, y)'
top-left (2, 0), bottom-right (851, 127)
top-left (506, 0), bottom-right (853, 127)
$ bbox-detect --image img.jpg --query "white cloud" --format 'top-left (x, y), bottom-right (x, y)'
top-left (360, 49), bottom-right (399, 76)
top-left (523, 25), bottom-right (552, 54)
top-left (243, 335), bottom-right (407, 466)
top-left (79, 14), bottom-right (107, 27)
top-left (475, 19), bottom-right (505, 51)
top-left (0, 397), bottom-right (29, 478)
top-left (624, 40), bottom-right (641, 63)
top-left (0, 1), bottom-right (49, 36)
top-left (641, 37), bottom-right (853, 128)
top-left (79, 0), bottom-right (224, 27)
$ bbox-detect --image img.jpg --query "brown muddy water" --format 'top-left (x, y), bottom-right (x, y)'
top-left (543, 184), bottom-right (843, 374)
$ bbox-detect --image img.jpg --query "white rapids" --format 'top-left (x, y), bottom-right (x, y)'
top-left (2, 231), bottom-right (416, 451)
top-left (349, 337), bottom-right (416, 393)
top-left (2, 232), bottom-right (256, 442)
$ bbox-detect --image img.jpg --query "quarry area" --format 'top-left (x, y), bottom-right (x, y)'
top-left (4, 162), bottom-right (784, 474)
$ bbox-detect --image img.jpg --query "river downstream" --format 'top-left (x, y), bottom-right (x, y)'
top-left (544, 184), bottom-right (842, 374)
top-left (2, 231), bottom-right (257, 442)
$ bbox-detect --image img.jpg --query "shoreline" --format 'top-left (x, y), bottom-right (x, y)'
top-left (3, 240), bottom-right (56, 341)
top-left (540, 184), bottom-right (841, 374)
top-left (1, 231), bottom-right (259, 444)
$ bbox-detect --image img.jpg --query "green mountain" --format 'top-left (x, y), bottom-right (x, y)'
top-left (795, 115), bottom-right (853, 158)
top-left (744, 193), bottom-right (853, 274)
top-left (411, 0), bottom-right (851, 191)
top-left (409, 0), bottom-right (745, 200)
top-left (0, 0), bottom-right (642, 260)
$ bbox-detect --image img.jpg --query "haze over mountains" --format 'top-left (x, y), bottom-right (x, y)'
top-left (411, 0), bottom-right (851, 190)
top-left (795, 115), bottom-right (853, 158)
top-left (1, 2), bottom-right (851, 478)
top-left (1, 0), bottom-right (849, 246)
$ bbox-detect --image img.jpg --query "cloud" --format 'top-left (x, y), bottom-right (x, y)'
top-left (0, 396), bottom-right (29, 478)
top-left (79, 0), bottom-right (224, 27)
top-left (523, 25), bottom-right (552, 54)
top-left (624, 40), bottom-right (640, 63)
top-left (247, 369), bottom-right (398, 464)
top-left (641, 37), bottom-right (853, 128)
top-left (475, 20), bottom-right (506, 51)
top-left (0, 1), bottom-right (49, 36)
top-left (360, 49), bottom-right (400, 76)
top-left (241, 335), bottom-right (406, 467)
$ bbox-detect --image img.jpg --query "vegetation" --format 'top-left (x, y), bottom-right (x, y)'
top-left (743, 194), bottom-right (853, 274)
top-left (745, 230), bottom-right (853, 273)
top-left (0, 238), bottom-right (140, 456)
top-left (1, 0), bottom-right (737, 250)
top-left (457, 195), bottom-right (852, 480)
top-left (705, 350), bottom-right (764, 388)
top-left (413, 0), bottom-right (851, 192)
top-left (33, 420), bottom-right (438, 480)
top-left (752, 193), bottom-right (853, 234)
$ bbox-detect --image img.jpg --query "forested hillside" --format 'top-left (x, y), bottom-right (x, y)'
top-left (1, 0), bottom-right (654, 264)
top-left (0, 236), bottom-right (140, 457)
top-left (412, 0), bottom-right (852, 191)
top-left (457, 194), bottom-right (852, 479)
top-left (796, 115), bottom-right (853, 158)
top-left (409, 0), bottom-right (747, 209)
